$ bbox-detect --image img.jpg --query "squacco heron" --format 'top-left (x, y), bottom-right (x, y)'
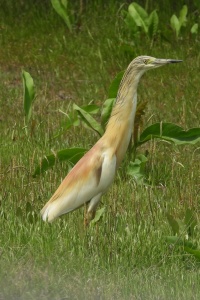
top-left (41, 55), bottom-right (182, 224)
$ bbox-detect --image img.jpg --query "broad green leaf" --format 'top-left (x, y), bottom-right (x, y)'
top-left (22, 70), bottom-right (35, 122)
top-left (124, 11), bottom-right (139, 34)
top-left (165, 236), bottom-right (197, 249)
top-left (184, 208), bottom-right (197, 237)
top-left (73, 104), bottom-right (104, 136)
top-left (166, 213), bottom-right (180, 235)
top-left (138, 123), bottom-right (200, 146)
top-left (179, 5), bottom-right (187, 27)
top-left (108, 71), bottom-right (124, 98)
top-left (51, 0), bottom-right (72, 32)
top-left (127, 154), bottom-right (148, 182)
top-left (81, 104), bottom-right (100, 115)
top-left (128, 3), bottom-right (148, 33)
top-left (148, 10), bottom-right (159, 39)
top-left (170, 14), bottom-right (180, 37)
top-left (90, 207), bottom-right (105, 225)
top-left (191, 23), bottom-right (198, 34)
top-left (33, 147), bottom-right (87, 177)
top-left (184, 247), bottom-right (200, 261)
top-left (101, 98), bottom-right (115, 129)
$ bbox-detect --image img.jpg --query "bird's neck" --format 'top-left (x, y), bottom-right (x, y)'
top-left (103, 72), bottom-right (142, 167)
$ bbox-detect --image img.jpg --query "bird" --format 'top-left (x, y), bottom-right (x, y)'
top-left (41, 55), bottom-right (182, 224)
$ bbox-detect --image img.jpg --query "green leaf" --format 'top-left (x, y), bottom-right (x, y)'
top-left (51, 0), bottom-right (72, 32)
top-left (101, 98), bottom-right (115, 129)
top-left (184, 247), bottom-right (200, 261)
top-left (127, 154), bottom-right (148, 182)
top-left (138, 123), bottom-right (200, 146)
top-left (191, 23), bottom-right (198, 34)
top-left (124, 11), bottom-right (139, 34)
top-left (22, 70), bottom-right (35, 123)
top-left (184, 208), bottom-right (197, 237)
top-left (165, 236), bottom-right (197, 249)
top-left (90, 207), bottom-right (105, 225)
top-left (73, 104), bottom-right (104, 136)
top-left (179, 5), bottom-right (187, 27)
top-left (148, 10), bottom-right (159, 39)
top-left (33, 147), bottom-right (87, 177)
top-left (128, 2), bottom-right (148, 33)
top-left (81, 104), bottom-right (100, 115)
top-left (108, 71), bottom-right (124, 98)
top-left (166, 213), bottom-right (180, 235)
top-left (170, 14), bottom-right (180, 37)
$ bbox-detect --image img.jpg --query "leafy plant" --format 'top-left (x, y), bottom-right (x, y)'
top-left (127, 154), bottom-right (148, 183)
top-left (124, 2), bottom-right (159, 42)
top-left (165, 209), bottom-right (200, 261)
top-left (169, 5), bottom-right (198, 39)
top-left (170, 5), bottom-right (188, 38)
top-left (90, 207), bottom-right (106, 225)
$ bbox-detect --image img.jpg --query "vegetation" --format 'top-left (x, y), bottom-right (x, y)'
top-left (0, 1), bottom-right (200, 299)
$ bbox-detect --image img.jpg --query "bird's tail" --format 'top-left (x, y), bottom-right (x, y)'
top-left (41, 201), bottom-right (61, 222)
top-left (41, 196), bottom-right (75, 222)
top-left (40, 202), bottom-right (55, 222)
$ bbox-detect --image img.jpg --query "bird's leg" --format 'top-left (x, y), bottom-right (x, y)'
top-left (84, 204), bottom-right (88, 227)
top-left (84, 193), bottom-right (102, 227)
top-left (84, 210), bottom-right (96, 227)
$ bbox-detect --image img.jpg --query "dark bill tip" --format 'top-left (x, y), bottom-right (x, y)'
top-left (168, 59), bottom-right (183, 63)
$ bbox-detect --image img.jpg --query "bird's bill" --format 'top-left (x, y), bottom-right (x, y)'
top-left (153, 58), bottom-right (183, 65)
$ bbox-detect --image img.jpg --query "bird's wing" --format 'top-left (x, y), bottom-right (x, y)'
top-left (41, 141), bottom-right (116, 222)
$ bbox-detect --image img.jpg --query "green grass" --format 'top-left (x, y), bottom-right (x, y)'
top-left (0, 2), bottom-right (200, 299)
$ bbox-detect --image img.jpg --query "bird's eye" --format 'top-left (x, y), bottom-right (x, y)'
top-left (143, 59), bottom-right (148, 65)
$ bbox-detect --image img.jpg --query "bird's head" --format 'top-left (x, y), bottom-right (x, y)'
top-left (132, 55), bottom-right (182, 72)
top-left (116, 55), bottom-right (182, 99)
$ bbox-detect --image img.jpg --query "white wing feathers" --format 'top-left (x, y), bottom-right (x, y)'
top-left (41, 142), bottom-right (116, 222)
